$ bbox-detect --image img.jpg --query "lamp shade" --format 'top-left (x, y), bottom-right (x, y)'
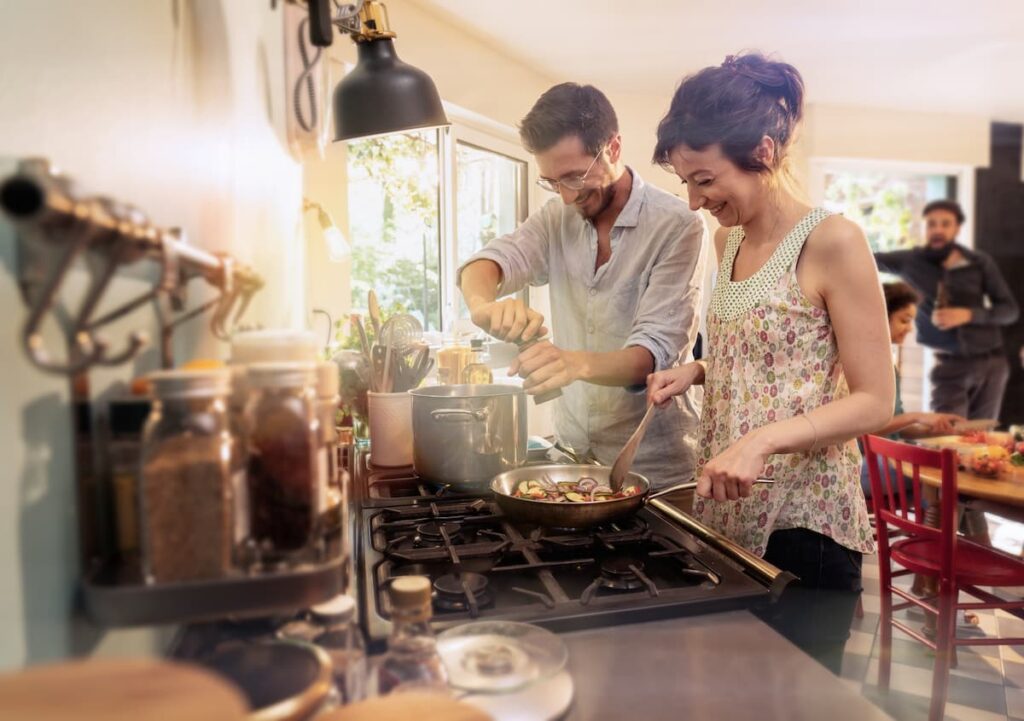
top-left (333, 39), bottom-right (449, 142)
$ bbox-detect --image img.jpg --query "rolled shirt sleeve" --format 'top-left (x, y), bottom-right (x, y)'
top-left (625, 213), bottom-right (709, 374)
top-left (457, 199), bottom-right (555, 296)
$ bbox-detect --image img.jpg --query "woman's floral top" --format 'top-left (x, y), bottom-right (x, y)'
top-left (694, 208), bottom-right (875, 556)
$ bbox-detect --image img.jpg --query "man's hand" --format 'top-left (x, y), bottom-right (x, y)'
top-left (510, 340), bottom-right (578, 396)
top-left (932, 307), bottom-right (972, 330)
top-left (469, 297), bottom-right (546, 343)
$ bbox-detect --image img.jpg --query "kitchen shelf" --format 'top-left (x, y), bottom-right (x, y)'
top-left (81, 534), bottom-right (348, 627)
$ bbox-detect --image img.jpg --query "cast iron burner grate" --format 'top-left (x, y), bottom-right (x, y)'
top-left (433, 572), bottom-right (494, 616)
top-left (580, 554), bottom-right (659, 604)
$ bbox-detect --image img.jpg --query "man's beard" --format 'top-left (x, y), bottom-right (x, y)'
top-left (924, 238), bottom-right (955, 264)
top-left (576, 183), bottom-right (616, 220)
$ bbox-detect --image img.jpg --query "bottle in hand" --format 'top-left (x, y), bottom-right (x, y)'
top-left (376, 576), bottom-right (449, 696)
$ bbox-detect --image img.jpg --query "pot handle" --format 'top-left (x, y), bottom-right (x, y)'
top-left (646, 478), bottom-right (774, 501)
top-left (431, 408), bottom-right (489, 423)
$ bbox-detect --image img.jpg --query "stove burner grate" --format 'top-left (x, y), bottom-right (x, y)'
top-left (433, 572), bottom-right (494, 616)
top-left (580, 555), bottom-right (659, 604)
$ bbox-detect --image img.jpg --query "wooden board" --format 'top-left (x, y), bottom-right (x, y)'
top-left (0, 658), bottom-right (248, 721)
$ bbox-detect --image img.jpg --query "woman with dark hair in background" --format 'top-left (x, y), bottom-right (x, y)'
top-left (859, 281), bottom-right (965, 495)
top-left (647, 52), bottom-right (895, 673)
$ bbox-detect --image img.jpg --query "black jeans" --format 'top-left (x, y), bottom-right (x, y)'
top-left (931, 351), bottom-right (1010, 420)
top-left (752, 528), bottom-right (863, 675)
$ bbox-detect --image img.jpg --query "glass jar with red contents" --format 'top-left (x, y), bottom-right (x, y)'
top-left (245, 362), bottom-right (320, 559)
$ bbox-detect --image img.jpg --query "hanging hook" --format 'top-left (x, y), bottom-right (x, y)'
top-left (20, 220), bottom-right (107, 375)
top-left (210, 254), bottom-right (240, 341)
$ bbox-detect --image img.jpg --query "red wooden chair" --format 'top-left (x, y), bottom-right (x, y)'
top-left (862, 434), bottom-right (1024, 721)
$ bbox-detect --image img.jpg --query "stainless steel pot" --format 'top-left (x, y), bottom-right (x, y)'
top-left (410, 384), bottom-right (528, 485)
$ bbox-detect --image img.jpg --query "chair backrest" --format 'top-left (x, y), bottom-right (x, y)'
top-left (861, 435), bottom-right (959, 576)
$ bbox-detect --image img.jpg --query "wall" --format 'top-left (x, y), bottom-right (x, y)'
top-left (0, 0), bottom-right (304, 668)
top-left (799, 103), bottom-right (991, 171)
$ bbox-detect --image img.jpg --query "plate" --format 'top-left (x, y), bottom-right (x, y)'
top-left (437, 621), bottom-right (568, 694)
top-left (459, 669), bottom-right (574, 721)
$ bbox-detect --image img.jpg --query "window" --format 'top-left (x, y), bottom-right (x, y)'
top-left (820, 168), bottom-right (958, 282)
top-left (455, 142), bottom-right (528, 321)
top-left (811, 158), bottom-right (974, 413)
top-left (344, 123), bottom-right (530, 335)
top-left (347, 129), bottom-right (442, 331)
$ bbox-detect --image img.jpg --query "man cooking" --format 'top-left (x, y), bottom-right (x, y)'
top-left (457, 83), bottom-right (707, 487)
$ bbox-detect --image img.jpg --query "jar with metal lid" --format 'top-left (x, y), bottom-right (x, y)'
top-left (315, 362), bottom-right (343, 531)
top-left (245, 362), bottom-right (320, 558)
top-left (227, 366), bottom-right (252, 562)
top-left (436, 337), bottom-right (471, 386)
top-left (311, 595), bottom-right (367, 705)
top-left (460, 339), bottom-right (493, 384)
top-left (139, 368), bottom-right (234, 584)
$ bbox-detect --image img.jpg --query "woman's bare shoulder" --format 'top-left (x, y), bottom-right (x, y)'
top-left (805, 213), bottom-right (869, 258)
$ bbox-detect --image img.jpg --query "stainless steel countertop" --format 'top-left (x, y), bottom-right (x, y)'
top-left (560, 610), bottom-right (892, 721)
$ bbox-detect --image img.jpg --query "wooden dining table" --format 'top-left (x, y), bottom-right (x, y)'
top-left (905, 461), bottom-right (1024, 522)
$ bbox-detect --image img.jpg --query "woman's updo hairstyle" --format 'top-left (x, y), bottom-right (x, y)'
top-left (653, 52), bottom-right (805, 177)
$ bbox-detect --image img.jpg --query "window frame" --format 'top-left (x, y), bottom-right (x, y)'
top-left (438, 104), bottom-right (537, 333)
top-left (808, 157), bottom-right (976, 248)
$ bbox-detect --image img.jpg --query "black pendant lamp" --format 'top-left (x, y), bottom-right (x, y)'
top-left (305, 0), bottom-right (449, 143)
top-left (334, 37), bottom-right (448, 142)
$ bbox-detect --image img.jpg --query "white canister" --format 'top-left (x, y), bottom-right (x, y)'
top-left (367, 391), bottom-right (413, 468)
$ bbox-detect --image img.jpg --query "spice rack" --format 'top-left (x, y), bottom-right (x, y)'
top-left (82, 535), bottom-right (348, 627)
top-left (80, 444), bottom-right (355, 627)
top-left (0, 159), bottom-right (348, 627)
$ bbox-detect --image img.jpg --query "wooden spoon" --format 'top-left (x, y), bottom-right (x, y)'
top-left (352, 313), bottom-right (376, 391)
top-left (368, 289), bottom-right (383, 339)
top-left (610, 403), bottom-right (658, 492)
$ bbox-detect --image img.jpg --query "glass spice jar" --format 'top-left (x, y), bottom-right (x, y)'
top-left (245, 362), bottom-right (320, 559)
top-left (227, 366), bottom-right (252, 562)
top-left (315, 362), bottom-right (342, 532)
top-left (139, 369), bottom-right (234, 584)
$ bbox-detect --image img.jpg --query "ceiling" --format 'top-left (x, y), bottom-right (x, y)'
top-left (415, 0), bottom-right (1024, 122)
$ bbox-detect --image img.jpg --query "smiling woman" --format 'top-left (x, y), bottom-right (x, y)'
top-left (647, 51), bottom-right (895, 675)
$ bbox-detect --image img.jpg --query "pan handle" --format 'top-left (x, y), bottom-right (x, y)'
top-left (646, 478), bottom-right (774, 501)
top-left (431, 408), bottom-right (489, 423)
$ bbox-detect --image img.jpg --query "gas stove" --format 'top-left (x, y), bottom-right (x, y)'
top-left (349, 449), bottom-right (785, 651)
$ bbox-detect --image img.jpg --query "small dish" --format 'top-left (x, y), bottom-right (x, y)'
top-left (436, 621), bottom-right (568, 694)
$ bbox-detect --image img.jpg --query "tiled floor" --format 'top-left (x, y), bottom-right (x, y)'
top-left (844, 516), bottom-right (1024, 720)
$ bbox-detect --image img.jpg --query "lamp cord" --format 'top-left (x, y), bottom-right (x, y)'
top-left (293, 16), bottom-right (323, 133)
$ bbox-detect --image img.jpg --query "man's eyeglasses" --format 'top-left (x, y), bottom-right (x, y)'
top-left (536, 147), bottom-right (604, 193)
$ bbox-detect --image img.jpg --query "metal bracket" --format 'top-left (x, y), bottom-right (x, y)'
top-left (0, 158), bottom-right (265, 375)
